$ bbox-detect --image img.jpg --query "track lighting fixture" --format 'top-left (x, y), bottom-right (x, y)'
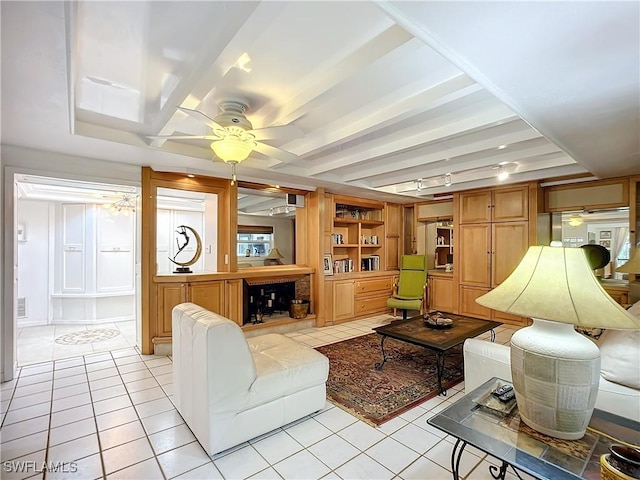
top-left (416, 178), bottom-right (423, 192)
top-left (444, 173), bottom-right (452, 187)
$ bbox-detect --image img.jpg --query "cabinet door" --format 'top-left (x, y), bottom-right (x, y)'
top-left (459, 191), bottom-right (492, 224)
top-left (385, 203), bottom-right (401, 270)
top-left (189, 281), bottom-right (225, 315)
top-left (429, 276), bottom-right (454, 313)
top-left (333, 280), bottom-right (355, 321)
top-left (491, 222), bottom-right (529, 287)
top-left (459, 224), bottom-right (491, 287)
top-left (225, 279), bottom-right (243, 325)
top-left (157, 283), bottom-right (187, 338)
top-left (459, 285), bottom-right (492, 320)
top-left (492, 186), bottom-right (529, 222)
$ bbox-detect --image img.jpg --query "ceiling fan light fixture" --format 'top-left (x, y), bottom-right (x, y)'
top-left (568, 214), bottom-right (584, 227)
top-left (210, 136), bottom-right (254, 163)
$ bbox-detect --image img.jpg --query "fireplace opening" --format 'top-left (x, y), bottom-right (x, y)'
top-left (243, 276), bottom-right (311, 326)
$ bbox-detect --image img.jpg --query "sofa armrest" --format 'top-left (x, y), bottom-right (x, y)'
top-left (463, 338), bottom-right (511, 394)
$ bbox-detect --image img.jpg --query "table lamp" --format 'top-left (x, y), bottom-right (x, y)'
top-left (616, 247), bottom-right (640, 303)
top-left (264, 248), bottom-right (284, 265)
top-left (476, 246), bottom-right (640, 440)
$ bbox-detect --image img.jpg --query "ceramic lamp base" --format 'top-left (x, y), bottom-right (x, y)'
top-left (510, 318), bottom-right (600, 440)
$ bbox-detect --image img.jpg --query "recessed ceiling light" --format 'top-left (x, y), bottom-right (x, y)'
top-left (498, 145), bottom-right (507, 150)
top-left (497, 165), bottom-right (509, 181)
top-left (187, 174), bottom-right (195, 178)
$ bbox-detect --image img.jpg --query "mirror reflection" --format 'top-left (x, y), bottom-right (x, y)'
top-left (237, 188), bottom-right (296, 268)
top-left (560, 208), bottom-right (630, 280)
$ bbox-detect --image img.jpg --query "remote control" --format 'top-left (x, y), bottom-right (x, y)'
top-left (498, 390), bottom-right (515, 403)
top-left (493, 385), bottom-right (513, 397)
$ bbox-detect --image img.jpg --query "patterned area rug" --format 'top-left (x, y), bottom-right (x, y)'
top-left (316, 333), bottom-right (464, 426)
top-left (55, 329), bottom-right (121, 345)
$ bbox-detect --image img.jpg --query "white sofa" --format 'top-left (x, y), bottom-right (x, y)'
top-left (463, 337), bottom-right (640, 423)
top-left (172, 303), bottom-right (329, 455)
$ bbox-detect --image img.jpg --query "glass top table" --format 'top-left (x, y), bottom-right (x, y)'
top-left (428, 377), bottom-right (640, 480)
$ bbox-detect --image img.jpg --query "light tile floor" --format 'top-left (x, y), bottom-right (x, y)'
top-left (1, 315), bottom-right (531, 480)
top-left (17, 321), bottom-right (137, 366)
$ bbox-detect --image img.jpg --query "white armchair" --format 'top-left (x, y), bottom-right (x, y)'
top-left (172, 303), bottom-right (329, 455)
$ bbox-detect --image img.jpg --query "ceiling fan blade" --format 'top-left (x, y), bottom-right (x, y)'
top-left (177, 107), bottom-right (227, 133)
top-left (253, 142), bottom-right (298, 163)
top-left (250, 124), bottom-right (304, 142)
top-left (147, 135), bottom-right (220, 140)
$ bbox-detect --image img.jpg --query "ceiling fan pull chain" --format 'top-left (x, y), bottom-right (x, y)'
top-left (231, 163), bottom-right (237, 186)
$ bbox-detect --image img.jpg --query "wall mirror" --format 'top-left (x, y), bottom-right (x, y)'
top-left (236, 187), bottom-right (298, 268)
top-left (559, 207), bottom-right (630, 280)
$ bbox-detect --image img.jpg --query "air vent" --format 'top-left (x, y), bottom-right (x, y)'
top-left (17, 297), bottom-right (27, 318)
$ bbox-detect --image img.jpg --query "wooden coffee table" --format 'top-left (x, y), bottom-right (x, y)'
top-left (372, 313), bottom-right (501, 395)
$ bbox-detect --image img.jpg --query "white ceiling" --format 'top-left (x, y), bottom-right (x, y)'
top-left (2, 1), bottom-right (638, 203)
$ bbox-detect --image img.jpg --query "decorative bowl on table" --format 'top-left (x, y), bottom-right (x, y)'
top-left (423, 311), bottom-right (453, 329)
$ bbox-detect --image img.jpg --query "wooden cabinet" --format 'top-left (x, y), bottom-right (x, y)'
top-left (459, 186), bottom-right (529, 224)
top-left (156, 283), bottom-right (188, 338)
top-left (190, 281), bottom-right (225, 314)
top-left (333, 280), bottom-right (355, 321)
top-left (428, 273), bottom-right (454, 313)
top-left (155, 280), bottom-right (230, 342)
top-left (330, 274), bottom-right (394, 322)
top-left (457, 185), bottom-right (530, 324)
top-left (459, 224), bottom-right (492, 286)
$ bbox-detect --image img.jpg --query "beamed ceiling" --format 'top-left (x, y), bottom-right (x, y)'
top-left (1, 1), bottom-right (638, 203)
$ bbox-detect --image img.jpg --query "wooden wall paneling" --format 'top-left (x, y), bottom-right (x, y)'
top-left (141, 167), bottom-right (156, 354)
top-left (306, 189), bottom-right (325, 326)
top-left (142, 167), bottom-right (231, 353)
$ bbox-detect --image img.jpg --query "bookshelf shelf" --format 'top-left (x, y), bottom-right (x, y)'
top-left (331, 197), bottom-right (385, 274)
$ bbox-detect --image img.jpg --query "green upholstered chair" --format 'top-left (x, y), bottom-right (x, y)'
top-left (386, 255), bottom-right (428, 320)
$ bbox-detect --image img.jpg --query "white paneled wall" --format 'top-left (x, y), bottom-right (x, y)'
top-left (18, 200), bottom-right (136, 326)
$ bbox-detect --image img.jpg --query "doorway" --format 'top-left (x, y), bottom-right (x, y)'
top-left (15, 174), bottom-right (140, 366)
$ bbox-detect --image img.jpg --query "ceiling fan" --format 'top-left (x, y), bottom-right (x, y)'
top-left (148, 101), bottom-right (303, 184)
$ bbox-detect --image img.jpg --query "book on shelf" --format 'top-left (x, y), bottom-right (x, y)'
top-left (361, 235), bottom-right (379, 245)
top-left (361, 255), bottom-right (380, 271)
top-left (331, 233), bottom-right (345, 244)
top-left (333, 258), bottom-right (354, 274)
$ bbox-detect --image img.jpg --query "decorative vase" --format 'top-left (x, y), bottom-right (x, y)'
top-left (510, 318), bottom-right (600, 440)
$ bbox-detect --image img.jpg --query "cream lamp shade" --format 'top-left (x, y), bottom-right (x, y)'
top-left (476, 246), bottom-right (640, 440)
top-left (265, 248), bottom-right (284, 260)
top-left (616, 247), bottom-right (640, 274)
